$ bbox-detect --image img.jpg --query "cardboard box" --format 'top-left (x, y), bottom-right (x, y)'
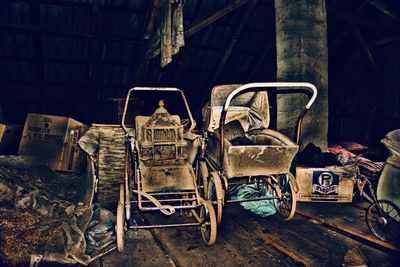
top-left (0, 123), bottom-right (22, 154)
top-left (18, 113), bottom-right (88, 173)
top-left (296, 166), bottom-right (355, 203)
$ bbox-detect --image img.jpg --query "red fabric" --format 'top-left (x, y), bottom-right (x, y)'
top-left (328, 145), bottom-right (384, 178)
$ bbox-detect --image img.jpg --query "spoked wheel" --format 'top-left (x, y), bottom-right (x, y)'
top-left (192, 161), bottom-right (210, 223)
top-left (116, 184), bottom-right (125, 252)
top-left (207, 172), bottom-right (224, 225)
top-left (198, 161), bottom-right (209, 195)
top-left (272, 173), bottom-right (297, 221)
top-left (200, 200), bottom-right (217, 246)
top-left (366, 200), bottom-right (400, 242)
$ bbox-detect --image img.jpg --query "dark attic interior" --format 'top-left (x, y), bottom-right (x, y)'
top-left (0, 0), bottom-right (400, 266)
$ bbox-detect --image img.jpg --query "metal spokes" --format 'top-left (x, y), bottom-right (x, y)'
top-left (366, 200), bottom-right (400, 242)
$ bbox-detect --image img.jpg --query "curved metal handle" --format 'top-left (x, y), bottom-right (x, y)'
top-left (121, 87), bottom-right (196, 134)
top-left (222, 82), bottom-right (317, 112)
top-left (218, 82), bottom-right (318, 169)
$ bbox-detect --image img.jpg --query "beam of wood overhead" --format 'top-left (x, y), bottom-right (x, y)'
top-left (366, 0), bottom-right (399, 21)
top-left (350, 22), bottom-right (377, 70)
top-left (375, 33), bottom-right (400, 46)
top-left (0, 24), bottom-right (144, 45)
top-left (248, 40), bottom-right (274, 80)
top-left (328, 7), bottom-right (378, 30)
top-left (0, 55), bottom-right (134, 66)
top-left (192, 0), bottom-right (209, 23)
top-left (12, 0), bottom-right (146, 14)
top-left (85, 0), bottom-right (99, 121)
top-left (134, 0), bottom-right (164, 83)
top-left (332, 1), bottom-right (367, 48)
top-left (151, 0), bottom-right (251, 58)
top-left (211, 0), bottom-right (258, 85)
top-left (143, 0), bottom-right (164, 40)
top-left (185, 0), bottom-right (251, 37)
top-left (29, 0), bottom-right (46, 113)
top-left (192, 0), bottom-right (258, 117)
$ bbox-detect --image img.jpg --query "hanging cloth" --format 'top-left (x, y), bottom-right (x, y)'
top-left (159, 0), bottom-right (185, 67)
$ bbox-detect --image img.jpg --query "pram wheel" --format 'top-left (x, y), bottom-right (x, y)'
top-left (197, 161), bottom-right (209, 195)
top-left (200, 200), bottom-right (217, 246)
top-left (116, 184), bottom-right (126, 252)
top-left (366, 200), bottom-right (400, 242)
top-left (206, 172), bottom-right (224, 225)
top-left (272, 173), bottom-right (297, 221)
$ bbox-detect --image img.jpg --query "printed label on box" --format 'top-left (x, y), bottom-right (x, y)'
top-left (312, 170), bottom-right (339, 195)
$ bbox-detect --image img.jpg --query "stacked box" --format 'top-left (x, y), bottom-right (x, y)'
top-left (19, 113), bottom-right (88, 173)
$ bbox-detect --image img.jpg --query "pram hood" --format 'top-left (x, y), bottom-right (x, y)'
top-left (382, 129), bottom-right (400, 159)
top-left (202, 84), bottom-right (270, 132)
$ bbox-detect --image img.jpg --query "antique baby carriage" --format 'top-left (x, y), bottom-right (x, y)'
top-left (198, 82), bottom-right (318, 224)
top-left (116, 87), bottom-right (217, 252)
top-left (365, 129), bottom-right (400, 242)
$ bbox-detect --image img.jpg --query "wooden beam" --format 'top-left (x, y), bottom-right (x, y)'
top-left (0, 55), bottom-right (133, 66)
top-left (85, 0), bottom-right (99, 121)
top-left (296, 210), bottom-right (400, 254)
top-left (328, 7), bottom-right (378, 30)
top-left (331, 1), bottom-right (367, 48)
top-left (248, 40), bottom-right (274, 80)
top-left (350, 22), bottom-right (377, 69)
top-left (0, 24), bottom-right (144, 45)
top-left (185, 0), bottom-right (250, 37)
top-left (29, 0), bottom-right (46, 112)
top-left (366, 0), bottom-right (399, 21)
top-left (134, 0), bottom-right (164, 83)
top-left (163, 1), bottom-right (209, 85)
top-left (12, 0), bottom-right (146, 14)
top-left (150, 0), bottom-right (251, 59)
top-left (376, 33), bottom-right (400, 46)
top-left (0, 79), bottom-right (128, 87)
top-left (211, 0), bottom-right (258, 84)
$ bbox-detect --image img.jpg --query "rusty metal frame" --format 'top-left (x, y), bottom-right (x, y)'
top-left (120, 86), bottom-right (204, 223)
top-left (121, 87), bottom-right (196, 134)
top-left (218, 82), bottom-right (318, 168)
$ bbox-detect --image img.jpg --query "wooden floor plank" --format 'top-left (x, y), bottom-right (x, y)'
top-left (96, 202), bottom-right (398, 267)
top-left (297, 201), bottom-right (400, 253)
top-left (100, 229), bottom-right (172, 267)
top-left (225, 204), bottom-right (399, 267)
top-left (143, 211), bottom-right (300, 267)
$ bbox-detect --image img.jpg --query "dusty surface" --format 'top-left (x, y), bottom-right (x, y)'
top-left (93, 202), bottom-right (399, 267)
top-left (1, 157), bottom-right (398, 266)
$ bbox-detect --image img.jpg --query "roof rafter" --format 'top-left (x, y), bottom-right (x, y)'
top-left (350, 22), bottom-right (377, 70)
top-left (211, 0), bottom-right (258, 84)
top-left (29, 0), bottom-right (46, 112)
top-left (151, 0), bottom-right (251, 58)
top-left (134, 0), bottom-right (164, 83)
top-left (0, 24), bottom-right (144, 45)
top-left (12, 0), bottom-right (146, 14)
top-left (366, 0), bottom-right (399, 21)
top-left (248, 40), bottom-right (274, 80)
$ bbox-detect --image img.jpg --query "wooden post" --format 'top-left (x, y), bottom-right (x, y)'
top-left (275, 0), bottom-right (329, 150)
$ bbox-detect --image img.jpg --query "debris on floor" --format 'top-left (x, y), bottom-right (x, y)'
top-left (342, 246), bottom-right (368, 267)
top-left (0, 155), bottom-right (116, 266)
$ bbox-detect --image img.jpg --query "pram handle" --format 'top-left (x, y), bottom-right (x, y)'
top-left (121, 87), bottom-right (196, 134)
top-left (222, 82), bottom-right (317, 111)
top-left (219, 82), bottom-right (318, 168)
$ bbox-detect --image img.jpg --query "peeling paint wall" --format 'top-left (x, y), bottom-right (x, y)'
top-left (275, 0), bottom-right (328, 150)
